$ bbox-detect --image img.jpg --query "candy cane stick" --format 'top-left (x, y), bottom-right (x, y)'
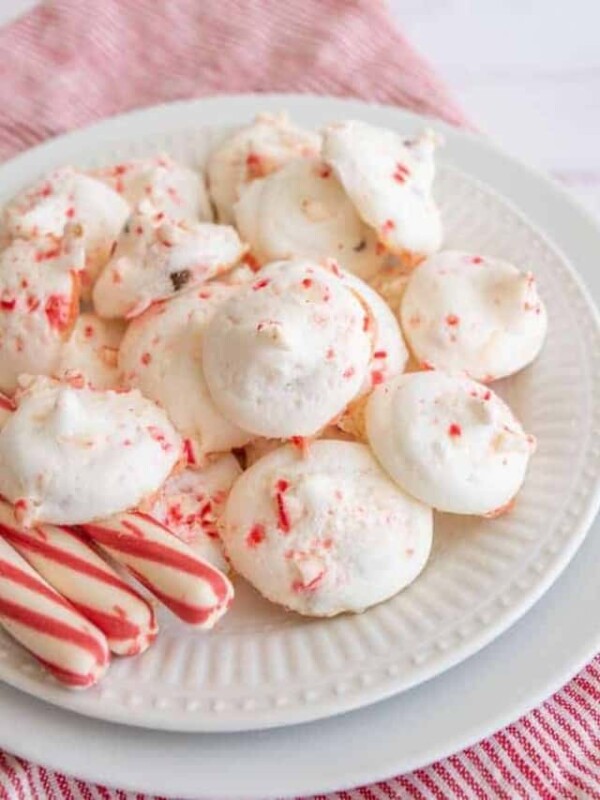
top-left (0, 500), bottom-right (158, 656)
top-left (80, 513), bottom-right (233, 629)
top-left (0, 535), bottom-right (109, 688)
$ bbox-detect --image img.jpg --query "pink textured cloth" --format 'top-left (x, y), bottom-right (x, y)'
top-left (0, 2), bottom-right (598, 799)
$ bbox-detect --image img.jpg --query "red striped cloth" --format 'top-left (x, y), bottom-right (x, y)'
top-left (0, 2), bottom-right (598, 798)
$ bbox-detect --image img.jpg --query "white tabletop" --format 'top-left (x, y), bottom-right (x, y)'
top-left (5, 1), bottom-right (599, 219)
top-left (390, 0), bottom-right (600, 219)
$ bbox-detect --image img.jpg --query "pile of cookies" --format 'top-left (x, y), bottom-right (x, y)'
top-left (0, 114), bottom-right (547, 688)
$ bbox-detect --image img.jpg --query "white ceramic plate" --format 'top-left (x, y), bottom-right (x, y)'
top-left (0, 95), bottom-right (598, 734)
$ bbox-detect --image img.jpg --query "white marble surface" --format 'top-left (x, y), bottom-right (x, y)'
top-left (389, 0), bottom-right (600, 219)
top-left (4, 1), bottom-right (599, 220)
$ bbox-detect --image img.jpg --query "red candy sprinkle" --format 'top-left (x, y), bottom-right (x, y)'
top-left (446, 314), bottom-right (460, 326)
top-left (274, 479), bottom-right (291, 533)
top-left (0, 297), bottom-right (16, 311)
top-left (302, 278), bottom-right (312, 288)
top-left (140, 352), bottom-right (152, 366)
top-left (84, 325), bottom-right (94, 338)
top-left (373, 350), bottom-right (387, 359)
top-left (243, 253), bottom-right (261, 271)
top-left (44, 294), bottom-right (71, 332)
top-left (483, 390), bottom-right (492, 401)
top-left (246, 524), bottom-right (265, 548)
top-left (343, 367), bottom-right (355, 379)
top-left (146, 426), bottom-right (172, 452)
top-left (371, 370), bottom-right (384, 386)
top-left (65, 207), bottom-right (75, 219)
top-left (448, 423), bottom-right (462, 438)
top-left (471, 256), bottom-right (483, 265)
top-left (392, 163), bottom-right (411, 183)
top-left (252, 278), bottom-right (270, 291)
top-left (318, 164), bottom-right (332, 179)
top-left (183, 439), bottom-right (196, 466)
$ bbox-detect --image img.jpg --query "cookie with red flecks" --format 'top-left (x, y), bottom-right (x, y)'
top-left (119, 281), bottom-right (253, 464)
top-left (92, 153), bottom-right (212, 222)
top-left (57, 312), bottom-right (125, 391)
top-left (366, 370), bottom-right (536, 516)
top-left (149, 454), bottom-right (242, 571)
top-left (222, 440), bottom-right (432, 616)
top-left (3, 167), bottom-right (129, 293)
top-left (400, 251), bottom-right (548, 382)
top-left (93, 201), bottom-right (246, 319)
top-left (0, 376), bottom-right (181, 526)
top-left (322, 121), bottom-right (442, 264)
top-left (202, 260), bottom-right (373, 438)
top-left (0, 232), bottom-right (82, 394)
top-left (234, 158), bottom-right (384, 279)
top-left (207, 113), bottom-right (321, 224)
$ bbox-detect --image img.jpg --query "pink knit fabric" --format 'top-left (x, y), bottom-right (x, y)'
top-left (0, 2), bottom-right (598, 799)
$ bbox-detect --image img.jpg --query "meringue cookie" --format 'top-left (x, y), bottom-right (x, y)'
top-left (340, 268), bottom-right (408, 393)
top-left (0, 377), bottom-right (182, 525)
top-left (149, 455), bottom-right (242, 570)
top-left (234, 158), bottom-right (384, 279)
top-left (0, 234), bottom-right (82, 394)
top-left (119, 282), bottom-right (253, 462)
top-left (202, 260), bottom-right (373, 438)
top-left (207, 113), bottom-right (321, 223)
top-left (57, 313), bottom-right (125, 390)
top-left (400, 251), bottom-right (548, 381)
top-left (222, 440), bottom-right (432, 617)
top-left (92, 154), bottom-right (212, 222)
top-left (93, 202), bottom-right (246, 318)
top-left (366, 371), bottom-right (536, 516)
top-left (3, 167), bottom-right (130, 292)
top-left (322, 121), bottom-right (442, 261)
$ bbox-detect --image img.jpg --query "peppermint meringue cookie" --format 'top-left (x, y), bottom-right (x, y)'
top-left (0, 377), bottom-right (182, 525)
top-left (400, 251), bottom-right (548, 381)
top-left (149, 455), bottom-right (242, 570)
top-left (57, 313), bottom-right (125, 390)
top-left (92, 154), bottom-right (212, 222)
top-left (340, 269), bottom-right (408, 393)
top-left (93, 202), bottom-right (246, 319)
top-left (222, 441), bottom-right (433, 617)
top-left (207, 113), bottom-right (321, 223)
top-left (119, 282), bottom-right (253, 463)
top-left (3, 167), bottom-right (130, 292)
top-left (0, 233), bottom-right (82, 394)
top-left (366, 371), bottom-right (536, 516)
top-left (322, 122), bottom-right (443, 262)
top-left (234, 158), bottom-right (384, 279)
top-left (202, 260), bottom-right (373, 438)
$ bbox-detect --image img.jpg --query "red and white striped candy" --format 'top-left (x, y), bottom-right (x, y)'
top-left (0, 500), bottom-right (158, 656)
top-left (80, 512), bottom-right (234, 629)
top-left (0, 535), bottom-right (109, 688)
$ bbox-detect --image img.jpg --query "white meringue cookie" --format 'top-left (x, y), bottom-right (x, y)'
top-left (400, 251), bottom-right (548, 381)
top-left (207, 113), bottom-right (321, 223)
top-left (0, 233), bottom-right (82, 394)
top-left (222, 440), bottom-right (432, 617)
top-left (202, 260), bottom-right (373, 438)
top-left (119, 282), bottom-right (253, 462)
top-left (0, 376), bottom-right (182, 525)
top-left (57, 312), bottom-right (125, 390)
top-left (340, 269), bottom-right (408, 393)
top-left (3, 167), bottom-right (130, 292)
top-left (92, 154), bottom-right (212, 222)
top-left (149, 455), bottom-right (242, 570)
top-left (366, 371), bottom-right (536, 516)
top-left (234, 158), bottom-right (384, 279)
top-left (93, 202), bottom-right (246, 319)
top-left (322, 121), bottom-right (443, 260)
